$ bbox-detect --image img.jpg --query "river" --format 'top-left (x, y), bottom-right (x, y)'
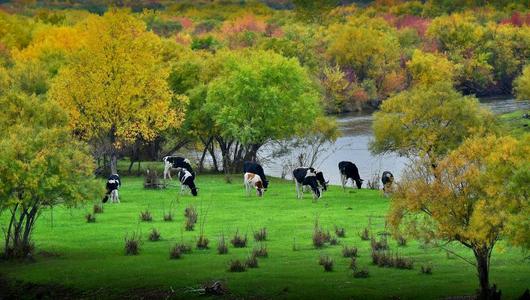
top-left (259, 98), bottom-right (529, 185)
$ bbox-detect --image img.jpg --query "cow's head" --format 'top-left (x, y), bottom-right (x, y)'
top-left (315, 171), bottom-right (328, 191)
top-left (263, 180), bottom-right (269, 190)
top-left (355, 178), bottom-right (364, 189)
top-left (256, 180), bottom-right (264, 197)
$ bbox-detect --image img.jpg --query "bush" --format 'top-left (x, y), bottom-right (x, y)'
top-left (184, 205), bottom-right (198, 231)
top-left (163, 212), bottom-right (173, 222)
top-left (148, 228), bottom-right (161, 241)
top-left (312, 222), bottom-right (327, 248)
top-left (85, 213), bottom-right (96, 223)
top-left (371, 250), bottom-right (414, 269)
top-left (342, 246), bottom-right (358, 258)
top-left (231, 230), bottom-right (247, 248)
top-left (359, 227), bottom-right (370, 241)
top-left (318, 255), bottom-right (333, 272)
top-left (396, 235), bottom-right (407, 247)
top-left (334, 225), bottom-right (345, 238)
top-left (370, 236), bottom-right (389, 251)
top-left (93, 204), bottom-right (103, 214)
top-left (217, 234), bottom-right (228, 254)
top-left (252, 244), bottom-right (268, 258)
top-left (353, 268), bottom-right (370, 278)
top-left (169, 245), bottom-right (182, 259)
top-left (394, 253), bottom-right (413, 269)
top-left (140, 210), bottom-right (152, 222)
top-left (246, 254), bottom-right (259, 268)
top-left (175, 242), bottom-right (192, 254)
top-left (125, 233), bottom-right (141, 255)
top-left (228, 259), bottom-right (246, 272)
top-left (420, 264), bottom-right (433, 275)
top-left (196, 235), bottom-right (209, 250)
top-left (329, 236), bottom-right (339, 245)
top-left (253, 227), bottom-right (267, 241)
top-left (349, 257), bottom-right (357, 271)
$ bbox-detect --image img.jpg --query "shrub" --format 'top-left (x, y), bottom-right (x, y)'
top-left (185, 218), bottom-right (195, 231)
top-left (353, 268), bottom-right (370, 278)
top-left (169, 245), bottom-right (182, 259)
top-left (253, 227), bottom-right (267, 241)
top-left (93, 204), bottom-right (103, 214)
top-left (184, 205), bottom-right (198, 231)
top-left (420, 264), bottom-right (433, 275)
top-left (312, 222), bottom-right (327, 248)
top-left (163, 212), bottom-right (173, 222)
top-left (394, 253), bottom-right (413, 269)
top-left (140, 210), bottom-right (152, 222)
top-left (349, 257), bottom-right (357, 271)
top-left (148, 228), bottom-right (161, 241)
top-left (342, 246), bottom-right (358, 258)
top-left (85, 213), bottom-right (96, 223)
top-left (359, 227), bottom-right (370, 241)
top-left (175, 242), bottom-right (192, 254)
top-left (231, 230), bottom-right (247, 248)
top-left (196, 235), bottom-right (209, 250)
top-left (329, 236), bottom-right (339, 246)
top-left (318, 255), bottom-right (333, 272)
top-left (371, 250), bottom-right (393, 267)
top-left (334, 225), bottom-right (345, 238)
top-left (124, 233), bottom-right (141, 255)
top-left (217, 234), bottom-right (228, 254)
top-left (370, 236), bottom-right (389, 251)
top-left (396, 235), bottom-right (407, 247)
top-left (246, 254), bottom-right (259, 268)
top-left (252, 244), bottom-right (268, 258)
top-left (228, 259), bottom-right (246, 272)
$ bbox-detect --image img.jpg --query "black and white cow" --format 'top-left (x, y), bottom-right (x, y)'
top-left (293, 167), bottom-right (321, 199)
top-left (381, 171), bottom-right (394, 193)
top-left (102, 174), bottom-right (121, 203)
top-left (338, 161), bottom-right (364, 189)
top-left (178, 168), bottom-right (198, 196)
top-left (163, 156), bottom-right (195, 180)
top-left (243, 161), bottom-right (269, 189)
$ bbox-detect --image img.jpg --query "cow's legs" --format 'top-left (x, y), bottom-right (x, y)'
top-left (163, 162), bottom-right (172, 180)
top-left (295, 181), bottom-right (302, 199)
top-left (341, 174), bottom-right (346, 190)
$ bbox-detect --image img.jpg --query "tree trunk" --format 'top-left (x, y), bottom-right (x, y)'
top-left (199, 137), bottom-right (212, 172)
top-left (474, 247), bottom-right (492, 300)
top-left (110, 152), bottom-right (118, 175)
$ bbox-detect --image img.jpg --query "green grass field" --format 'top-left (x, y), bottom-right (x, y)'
top-left (499, 110), bottom-right (530, 137)
top-left (1, 175), bottom-right (529, 299)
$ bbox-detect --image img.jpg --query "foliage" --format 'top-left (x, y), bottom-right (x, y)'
top-left (389, 135), bottom-right (530, 296)
top-left (0, 91), bottom-right (100, 258)
top-left (407, 49), bottom-right (455, 87)
top-left (371, 82), bottom-right (495, 165)
top-left (47, 9), bottom-right (187, 174)
top-left (514, 64), bottom-right (530, 100)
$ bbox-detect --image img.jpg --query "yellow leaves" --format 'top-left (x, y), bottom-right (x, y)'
top-left (407, 49), bottom-right (455, 87)
top-left (514, 64), bottom-right (530, 100)
top-left (12, 26), bottom-right (83, 62)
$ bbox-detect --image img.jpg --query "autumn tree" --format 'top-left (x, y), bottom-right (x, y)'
top-left (514, 64), bottom-right (530, 100)
top-left (0, 91), bottom-right (100, 259)
top-left (204, 49), bottom-right (322, 172)
top-left (389, 135), bottom-right (530, 299)
top-left (406, 49), bottom-right (455, 87)
top-left (48, 10), bottom-right (187, 174)
top-left (371, 82), bottom-right (495, 167)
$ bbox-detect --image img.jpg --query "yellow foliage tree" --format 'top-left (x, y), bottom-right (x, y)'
top-left (48, 10), bottom-right (187, 174)
top-left (514, 64), bottom-right (530, 101)
top-left (407, 49), bottom-right (455, 86)
top-left (389, 135), bottom-right (530, 298)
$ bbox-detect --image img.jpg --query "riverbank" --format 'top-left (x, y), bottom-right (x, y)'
top-left (499, 109), bottom-right (530, 137)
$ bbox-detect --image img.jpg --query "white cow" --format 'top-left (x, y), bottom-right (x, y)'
top-left (244, 172), bottom-right (264, 197)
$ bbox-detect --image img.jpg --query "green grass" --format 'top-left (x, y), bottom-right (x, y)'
top-left (1, 175), bottom-right (529, 299)
top-left (499, 109), bottom-right (530, 137)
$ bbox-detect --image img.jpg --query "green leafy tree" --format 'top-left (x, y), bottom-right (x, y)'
top-left (389, 135), bottom-right (529, 299)
top-left (371, 82), bottom-right (495, 167)
top-left (204, 49), bottom-right (321, 171)
top-left (514, 64), bottom-right (530, 100)
top-left (0, 91), bottom-right (100, 259)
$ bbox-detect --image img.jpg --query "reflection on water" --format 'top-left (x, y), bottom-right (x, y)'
top-left (260, 98), bottom-right (528, 186)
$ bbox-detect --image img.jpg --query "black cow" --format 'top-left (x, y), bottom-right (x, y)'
top-left (178, 168), bottom-right (198, 196)
top-left (314, 170), bottom-right (328, 191)
top-left (243, 161), bottom-right (269, 189)
top-left (102, 174), bottom-right (121, 203)
top-left (293, 167), bottom-right (321, 199)
top-left (338, 161), bottom-right (363, 189)
top-left (163, 156), bottom-right (195, 180)
top-left (381, 171), bottom-right (394, 193)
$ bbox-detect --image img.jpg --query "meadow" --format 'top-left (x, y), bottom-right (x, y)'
top-left (1, 175), bottom-right (528, 299)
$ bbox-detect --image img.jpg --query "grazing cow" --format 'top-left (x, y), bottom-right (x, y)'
top-left (102, 174), bottom-right (121, 203)
top-left (178, 168), bottom-right (198, 196)
top-left (163, 156), bottom-right (195, 180)
top-left (314, 170), bottom-right (329, 191)
top-left (381, 171), bottom-right (394, 193)
top-left (244, 172), bottom-right (264, 197)
top-left (338, 161), bottom-right (364, 189)
top-left (243, 161), bottom-right (269, 189)
top-left (293, 167), bottom-right (321, 199)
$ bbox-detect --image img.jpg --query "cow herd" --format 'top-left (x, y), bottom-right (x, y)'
top-left (103, 156), bottom-right (395, 202)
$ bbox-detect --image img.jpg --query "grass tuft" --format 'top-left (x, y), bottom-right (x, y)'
top-left (124, 233), bottom-right (141, 255)
top-left (196, 235), bottom-right (209, 249)
top-left (342, 246), bottom-right (358, 258)
top-left (246, 254), bottom-right (259, 268)
top-left (148, 228), bottom-right (161, 241)
top-left (318, 255), bottom-right (333, 272)
top-left (231, 229), bottom-right (247, 248)
top-left (334, 225), bottom-right (345, 238)
top-left (228, 259), bottom-right (246, 272)
top-left (85, 213), bottom-right (96, 223)
top-left (169, 245), bottom-right (182, 259)
top-left (93, 204), bottom-right (103, 214)
top-left (420, 264), bottom-right (433, 275)
top-left (353, 268), bottom-right (370, 278)
top-left (253, 227), bottom-right (267, 241)
top-left (217, 234), bottom-right (228, 254)
top-left (163, 212), bottom-right (173, 222)
top-left (139, 210), bottom-right (152, 222)
top-left (252, 244), bottom-right (268, 258)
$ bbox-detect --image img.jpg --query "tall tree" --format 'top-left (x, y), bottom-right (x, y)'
top-left (371, 82), bottom-right (495, 167)
top-left (48, 9), bottom-right (187, 174)
top-left (204, 49), bottom-right (322, 172)
top-left (389, 135), bottom-right (530, 299)
top-left (0, 91), bottom-right (100, 259)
